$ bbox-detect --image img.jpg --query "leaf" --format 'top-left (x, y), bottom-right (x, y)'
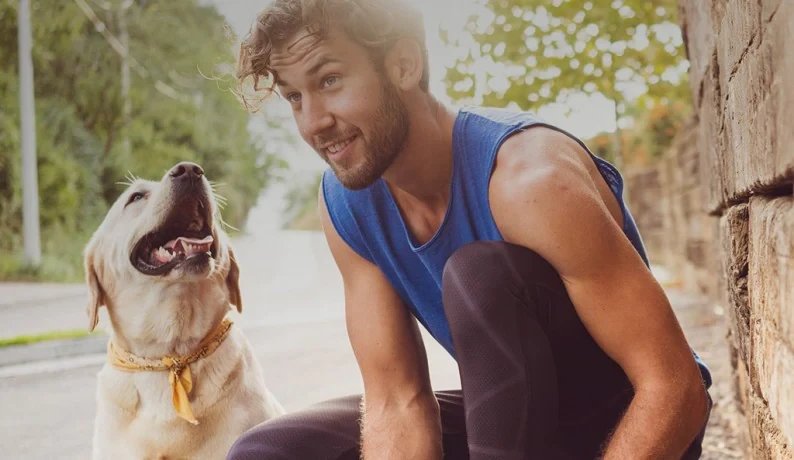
top-left (442, 0), bottom-right (689, 112)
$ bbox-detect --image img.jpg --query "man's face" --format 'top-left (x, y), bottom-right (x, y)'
top-left (272, 25), bottom-right (409, 190)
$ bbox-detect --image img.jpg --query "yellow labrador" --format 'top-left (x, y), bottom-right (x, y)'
top-left (84, 161), bottom-right (283, 460)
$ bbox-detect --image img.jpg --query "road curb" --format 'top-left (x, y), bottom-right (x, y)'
top-left (0, 334), bottom-right (108, 368)
top-left (0, 314), bottom-right (344, 371)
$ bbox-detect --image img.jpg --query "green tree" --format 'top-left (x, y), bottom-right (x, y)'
top-left (442, 0), bottom-right (689, 167)
top-left (0, 0), bottom-right (289, 280)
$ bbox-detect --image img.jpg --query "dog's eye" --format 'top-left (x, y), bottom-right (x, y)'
top-left (125, 192), bottom-right (147, 207)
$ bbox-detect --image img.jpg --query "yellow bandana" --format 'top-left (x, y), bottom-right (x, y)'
top-left (107, 317), bottom-right (234, 425)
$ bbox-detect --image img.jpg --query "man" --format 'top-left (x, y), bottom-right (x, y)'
top-left (229, 0), bottom-right (713, 458)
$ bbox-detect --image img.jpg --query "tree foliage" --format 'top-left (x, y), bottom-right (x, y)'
top-left (442, 0), bottom-right (689, 120)
top-left (0, 0), bottom-right (288, 279)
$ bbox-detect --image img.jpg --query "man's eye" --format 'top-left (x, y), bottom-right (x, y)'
top-left (126, 192), bottom-right (146, 206)
top-left (322, 76), bottom-right (338, 88)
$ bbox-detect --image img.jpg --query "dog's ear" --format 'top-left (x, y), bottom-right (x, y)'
top-left (84, 242), bottom-right (107, 332)
top-left (226, 246), bottom-right (242, 313)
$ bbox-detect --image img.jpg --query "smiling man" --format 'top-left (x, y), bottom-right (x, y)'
top-left (229, 1), bottom-right (713, 459)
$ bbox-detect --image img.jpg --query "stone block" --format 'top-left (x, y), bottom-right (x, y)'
top-left (735, 353), bottom-right (750, 415)
top-left (712, 216), bottom-right (729, 305)
top-left (724, 37), bottom-right (776, 196)
top-left (724, 0), bottom-right (794, 198)
top-left (749, 196), bottom-right (794, 350)
top-left (733, 352), bottom-right (752, 454)
top-left (763, 0), bottom-right (784, 22)
top-left (698, 54), bottom-right (731, 213)
top-left (718, 0), bottom-right (762, 92)
top-left (748, 196), bottom-right (794, 449)
top-left (679, 0), bottom-right (716, 109)
top-left (747, 391), bottom-right (793, 459)
top-left (766, 342), bottom-right (794, 453)
top-left (710, 0), bottom-right (730, 31)
top-left (766, 0), bottom-right (794, 182)
top-left (720, 204), bottom-right (750, 360)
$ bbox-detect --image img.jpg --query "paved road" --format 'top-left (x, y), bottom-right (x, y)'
top-left (0, 308), bottom-right (461, 459)
top-left (0, 186), bottom-right (736, 459)
top-left (0, 188), bottom-right (461, 459)
top-left (0, 206), bottom-right (344, 339)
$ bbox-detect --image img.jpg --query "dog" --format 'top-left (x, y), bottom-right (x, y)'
top-left (84, 161), bottom-right (284, 459)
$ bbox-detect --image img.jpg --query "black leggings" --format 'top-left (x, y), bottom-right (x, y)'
top-left (228, 241), bottom-right (710, 459)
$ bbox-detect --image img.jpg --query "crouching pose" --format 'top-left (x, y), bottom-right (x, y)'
top-left (229, 0), bottom-right (713, 458)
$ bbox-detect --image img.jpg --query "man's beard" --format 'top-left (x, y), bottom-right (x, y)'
top-left (323, 81), bottom-right (409, 190)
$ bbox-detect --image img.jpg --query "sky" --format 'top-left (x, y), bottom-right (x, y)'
top-left (209, 0), bottom-right (621, 176)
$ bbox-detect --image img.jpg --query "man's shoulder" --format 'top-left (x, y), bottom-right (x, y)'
top-left (488, 127), bottom-right (609, 251)
top-left (491, 124), bottom-right (592, 189)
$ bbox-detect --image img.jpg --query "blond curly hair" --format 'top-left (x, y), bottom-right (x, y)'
top-left (235, 0), bottom-right (429, 111)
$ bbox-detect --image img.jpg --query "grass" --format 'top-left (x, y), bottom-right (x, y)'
top-left (0, 329), bottom-right (105, 348)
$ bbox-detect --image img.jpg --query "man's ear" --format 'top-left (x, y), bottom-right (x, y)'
top-left (384, 38), bottom-right (424, 91)
top-left (226, 245), bottom-right (243, 313)
top-left (84, 244), bottom-right (107, 332)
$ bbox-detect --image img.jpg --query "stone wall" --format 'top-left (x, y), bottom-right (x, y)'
top-left (676, 1), bottom-right (794, 457)
top-left (624, 2), bottom-right (794, 457)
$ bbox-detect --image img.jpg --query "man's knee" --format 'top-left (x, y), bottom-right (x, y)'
top-left (441, 241), bottom-right (565, 336)
top-left (442, 241), bottom-right (556, 301)
top-left (442, 241), bottom-right (512, 294)
top-left (226, 423), bottom-right (284, 460)
top-left (227, 396), bottom-right (362, 460)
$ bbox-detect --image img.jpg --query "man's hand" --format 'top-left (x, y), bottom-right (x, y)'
top-left (489, 127), bottom-right (709, 458)
top-left (318, 185), bottom-right (443, 460)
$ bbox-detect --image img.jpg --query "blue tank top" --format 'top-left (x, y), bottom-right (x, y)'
top-left (322, 106), bottom-right (711, 388)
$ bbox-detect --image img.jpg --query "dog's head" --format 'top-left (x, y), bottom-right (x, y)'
top-left (84, 162), bottom-right (242, 333)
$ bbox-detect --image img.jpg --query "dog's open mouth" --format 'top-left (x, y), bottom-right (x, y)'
top-left (130, 198), bottom-right (217, 276)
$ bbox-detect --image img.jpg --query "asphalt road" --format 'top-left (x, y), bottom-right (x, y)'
top-left (0, 313), bottom-right (461, 460)
top-left (0, 186), bottom-right (738, 459)
top-left (0, 222), bottom-right (461, 459)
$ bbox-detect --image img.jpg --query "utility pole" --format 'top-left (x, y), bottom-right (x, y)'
top-left (18, 0), bottom-right (41, 266)
top-left (118, 0), bottom-right (133, 157)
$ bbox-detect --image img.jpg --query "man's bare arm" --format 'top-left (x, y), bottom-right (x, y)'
top-left (490, 128), bottom-right (709, 459)
top-left (318, 188), bottom-right (443, 460)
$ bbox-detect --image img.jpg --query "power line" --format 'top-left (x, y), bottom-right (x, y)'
top-left (72, 0), bottom-right (192, 103)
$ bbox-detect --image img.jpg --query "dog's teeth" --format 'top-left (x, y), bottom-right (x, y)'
top-left (150, 246), bottom-right (175, 266)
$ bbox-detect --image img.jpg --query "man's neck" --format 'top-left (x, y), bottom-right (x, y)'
top-left (382, 97), bottom-right (458, 210)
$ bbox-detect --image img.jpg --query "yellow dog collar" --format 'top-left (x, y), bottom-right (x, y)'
top-left (107, 317), bottom-right (234, 425)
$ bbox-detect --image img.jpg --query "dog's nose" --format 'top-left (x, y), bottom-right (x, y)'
top-left (169, 162), bottom-right (204, 179)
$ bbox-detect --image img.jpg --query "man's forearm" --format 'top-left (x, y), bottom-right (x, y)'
top-left (360, 394), bottom-right (443, 460)
top-left (602, 383), bottom-right (708, 459)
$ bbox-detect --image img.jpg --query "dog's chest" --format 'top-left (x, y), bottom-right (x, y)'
top-left (125, 416), bottom-right (214, 459)
top-left (96, 347), bottom-right (255, 458)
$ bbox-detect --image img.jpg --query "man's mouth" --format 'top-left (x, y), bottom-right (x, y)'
top-left (323, 135), bottom-right (357, 155)
top-left (130, 198), bottom-right (217, 276)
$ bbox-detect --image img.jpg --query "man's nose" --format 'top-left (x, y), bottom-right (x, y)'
top-left (302, 98), bottom-right (334, 137)
top-left (169, 161), bottom-right (204, 180)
